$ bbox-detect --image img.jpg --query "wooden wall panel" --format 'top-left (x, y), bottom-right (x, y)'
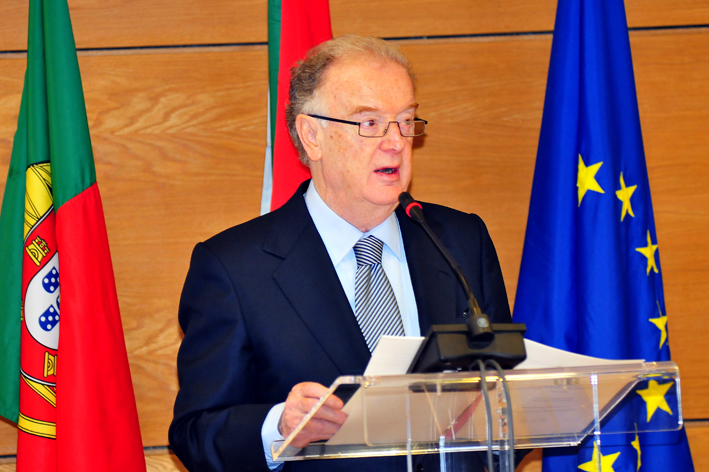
top-left (0, 57), bottom-right (25, 455)
top-left (331, 0), bottom-right (556, 38)
top-left (0, 0), bottom-right (268, 51)
top-left (0, 446), bottom-right (191, 472)
top-left (144, 449), bottom-right (187, 472)
top-left (626, 0), bottom-right (709, 28)
top-left (0, 46), bottom-right (268, 454)
top-left (1, 4), bottom-right (709, 464)
top-left (3, 1), bottom-right (709, 52)
top-left (518, 449), bottom-right (542, 472)
top-left (86, 47), bottom-right (268, 446)
top-left (334, 0), bottom-right (709, 39)
top-left (400, 30), bottom-right (709, 420)
top-left (5, 424), bottom-right (709, 472)
top-left (396, 36), bottom-right (548, 310)
top-left (0, 419), bottom-right (18, 459)
top-left (631, 29), bottom-right (709, 419)
top-left (687, 421), bottom-right (709, 471)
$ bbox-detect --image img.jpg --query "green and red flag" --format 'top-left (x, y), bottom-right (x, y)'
top-left (0, 1), bottom-right (146, 471)
top-left (261, 0), bottom-right (333, 213)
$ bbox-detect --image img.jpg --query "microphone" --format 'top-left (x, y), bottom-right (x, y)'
top-left (399, 193), bottom-right (425, 224)
top-left (399, 192), bottom-right (527, 373)
top-left (398, 192), bottom-right (493, 341)
top-left (400, 194), bottom-right (526, 467)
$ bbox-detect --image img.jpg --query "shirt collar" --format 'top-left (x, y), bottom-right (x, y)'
top-left (304, 181), bottom-right (403, 265)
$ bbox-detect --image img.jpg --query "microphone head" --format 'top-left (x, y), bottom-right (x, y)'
top-left (398, 192), bottom-right (415, 208)
top-left (398, 192), bottom-right (424, 222)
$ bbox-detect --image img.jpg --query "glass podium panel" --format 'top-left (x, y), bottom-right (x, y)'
top-left (272, 361), bottom-right (682, 463)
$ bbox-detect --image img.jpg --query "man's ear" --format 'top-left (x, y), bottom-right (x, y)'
top-left (296, 114), bottom-right (323, 162)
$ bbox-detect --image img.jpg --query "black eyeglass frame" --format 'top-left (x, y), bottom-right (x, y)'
top-left (306, 114), bottom-right (427, 137)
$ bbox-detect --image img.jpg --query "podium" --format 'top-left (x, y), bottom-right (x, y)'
top-left (272, 361), bottom-right (683, 471)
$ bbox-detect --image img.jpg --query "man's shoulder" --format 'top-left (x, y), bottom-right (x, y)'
top-left (416, 201), bottom-right (486, 230)
top-left (199, 194), bottom-right (309, 259)
top-left (204, 210), bottom-right (276, 249)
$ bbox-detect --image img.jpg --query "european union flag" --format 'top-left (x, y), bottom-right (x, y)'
top-left (513, 0), bottom-right (695, 470)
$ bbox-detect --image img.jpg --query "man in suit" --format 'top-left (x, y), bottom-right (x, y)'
top-left (169, 35), bottom-right (512, 472)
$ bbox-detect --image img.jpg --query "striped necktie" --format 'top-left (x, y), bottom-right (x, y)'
top-left (353, 235), bottom-right (405, 352)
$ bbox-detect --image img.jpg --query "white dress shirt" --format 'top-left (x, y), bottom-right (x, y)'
top-left (261, 182), bottom-right (420, 469)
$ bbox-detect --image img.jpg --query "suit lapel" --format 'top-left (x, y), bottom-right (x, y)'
top-left (264, 184), bottom-right (371, 375)
top-left (397, 206), bottom-right (461, 335)
top-left (262, 187), bottom-right (466, 374)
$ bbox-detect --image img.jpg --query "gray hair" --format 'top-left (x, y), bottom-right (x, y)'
top-left (285, 35), bottom-right (415, 164)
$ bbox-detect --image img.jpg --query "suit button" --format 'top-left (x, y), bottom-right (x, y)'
top-left (416, 464), bottom-right (424, 472)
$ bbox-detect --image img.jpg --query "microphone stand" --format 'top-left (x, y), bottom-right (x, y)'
top-left (398, 192), bottom-right (527, 373)
top-left (399, 192), bottom-right (526, 472)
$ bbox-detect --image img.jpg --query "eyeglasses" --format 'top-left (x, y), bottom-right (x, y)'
top-left (306, 114), bottom-right (427, 138)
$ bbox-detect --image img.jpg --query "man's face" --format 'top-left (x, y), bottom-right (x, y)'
top-left (308, 57), bottom-right (417, 229)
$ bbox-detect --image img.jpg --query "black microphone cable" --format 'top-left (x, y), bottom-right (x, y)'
top-left (400, 191), bottom-right (520, 470)
top-left (398, 192), bottom-right (494, 342)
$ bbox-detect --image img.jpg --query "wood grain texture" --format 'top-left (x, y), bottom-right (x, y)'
top-left (0, 418), bottom-right (17, 461)
top-left (397, 30), bottom-right (709, 420)
top-left (0, 53), bottom-right (23, 457)
top-left (333, 0), bottom-right (709, 38)
top-left (331, 0), bottom-right (557, 38)
top-left (626, 0), bottom-right (709, 28)
top-left (1, 25), bottom-right (708, 459)
top-left (517, 448), bottom-right (542, 472)
top-left (0, 0), bottom-right (268, 51)
top-left (687, 421), bottom-right (709, 471)
top-left (396, 36), bottom-right (549, 315)
top-left (631, 29), bottom-right (709, 420)
top-left (144, 448), bottom-right (188, 472)
top-left (0, 46), bottom-right (268, 453)
top-left (0, 448), bottom-right (189, 471)
top-left (1, 429), bottom-right (709, 472)
top-left (3, 0), bottom-right (709, 51)
top-left (84, 47), bottom-right (269, 447)
top-left (4, 432), bottom-right (709, 472)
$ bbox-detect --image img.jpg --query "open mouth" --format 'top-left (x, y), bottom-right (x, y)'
top-left (375, 168), bottom-right (397, 174)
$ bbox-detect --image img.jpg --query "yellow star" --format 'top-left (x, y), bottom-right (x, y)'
top-left (631, 429), bottom-right (641, 471)
top-left (649, 301), bottom-right (668, 349)
top-left (635, 231), bottom-right (659, 275)
top-left (615, 172), bottom-right (637, 221)
top-left (578, 441), bottom-right (621, 472)
top-left (578, 154), bottom-right (605, 206)
top-left (637, 380), bottom-right (673, 422)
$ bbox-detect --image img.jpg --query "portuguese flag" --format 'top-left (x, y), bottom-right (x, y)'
top-left (0, 1), bottom-right (146, 471)
top-left (261, 0), bottom-right (333, 212)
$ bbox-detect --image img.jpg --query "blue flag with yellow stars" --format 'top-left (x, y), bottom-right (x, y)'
top-left (513, 0), bottom-right (695, 470)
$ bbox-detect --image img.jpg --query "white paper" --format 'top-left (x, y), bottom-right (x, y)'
top-left (365, 336), bottom-right (644, 375)
top-left (363, 335), bottom-right (426, 376)
top-left (326, 336), bottom-right (644, 446)
top-left (515, 339), bottom-right (644, 369)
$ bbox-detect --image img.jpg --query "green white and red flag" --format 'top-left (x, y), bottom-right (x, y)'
top-left (261, 0), bottom-right (333, 213)
top-left (0, 1), bottom-right (146, 471)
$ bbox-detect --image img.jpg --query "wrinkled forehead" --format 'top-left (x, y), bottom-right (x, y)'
top-left (317, 57), bottom-right (416, 116)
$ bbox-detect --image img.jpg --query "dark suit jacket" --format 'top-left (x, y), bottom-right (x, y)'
top-left (169, 181), bottom-right (512, 472)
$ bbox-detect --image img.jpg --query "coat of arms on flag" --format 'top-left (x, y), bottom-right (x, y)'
top-left (0, 1), bottom-right (146, 470)
top-left (19, 162), bottom-right (59, 441)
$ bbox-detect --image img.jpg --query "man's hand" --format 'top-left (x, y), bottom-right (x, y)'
top-left (278, 382), bottom-right (348, 448)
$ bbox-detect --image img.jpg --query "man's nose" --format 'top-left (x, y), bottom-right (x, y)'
top-left (381, 122), bottom-right (406, 150)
